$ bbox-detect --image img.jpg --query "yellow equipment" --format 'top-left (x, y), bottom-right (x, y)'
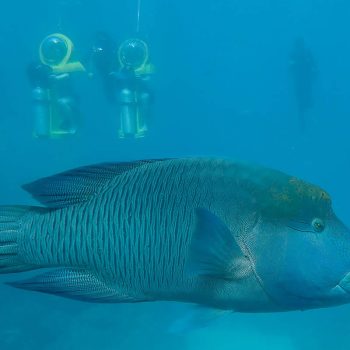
top-left (39, 33), bottom-right (85, 74)
top-left (34, 33), bottom-right (83, 138)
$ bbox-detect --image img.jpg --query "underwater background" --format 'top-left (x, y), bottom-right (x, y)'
top-left (0, 0), bottom-right (350, 349)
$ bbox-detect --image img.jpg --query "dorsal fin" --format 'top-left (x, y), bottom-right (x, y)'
top-left (22, 159), bottom-right (170, 209)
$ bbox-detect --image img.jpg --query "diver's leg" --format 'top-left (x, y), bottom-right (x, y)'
top-left (55, 97), bottom-right (78, 135)
top-left (32, 87), bottom-right (50, 138)
top-left (134, 90), bottom-right (151, 138)
top-left (118, 88), bottom-right (137, 138)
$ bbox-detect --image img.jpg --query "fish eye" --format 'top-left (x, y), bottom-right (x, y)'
top-left (312, 218), bottom-right (325, 232)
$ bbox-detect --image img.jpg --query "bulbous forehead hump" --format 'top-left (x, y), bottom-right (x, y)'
top-left (262, 175), bottom-right (331, 218)
top-left (288, 177), bottom-right (330, 202)
top-left (233, 163), bottom-right (332, 218)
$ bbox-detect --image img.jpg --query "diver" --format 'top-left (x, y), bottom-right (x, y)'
top-left (289, 37), bottom-right (317, 130)
top-left (88, 32), bottom-right (119, 103)
top-left (27, 33), bottom-right (85, 138)
top-left (91, 36), bottom-right (154, 138)
top-left (115, 38), bottom-right (154, 139)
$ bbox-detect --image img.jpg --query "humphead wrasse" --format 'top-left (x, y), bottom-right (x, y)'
top-left (1, 158), bottom-right (350, 312)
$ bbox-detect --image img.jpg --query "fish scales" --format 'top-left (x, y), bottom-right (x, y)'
top-left (19, 159), bottom-right (232, 292)
top-left (88, 159), bottom-right (211, 292)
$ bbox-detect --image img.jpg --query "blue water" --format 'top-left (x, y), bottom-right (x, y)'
top-left (1, 0), bottom-right (350, 349)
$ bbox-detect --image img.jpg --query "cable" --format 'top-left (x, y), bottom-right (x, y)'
top-left (136, 0), bottom-right (141, 33)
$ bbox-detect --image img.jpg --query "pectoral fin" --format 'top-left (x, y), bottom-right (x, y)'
top-left (187, 208), bottom-right (250, 280)
top-left (7, 268), bottom-right (150, 303)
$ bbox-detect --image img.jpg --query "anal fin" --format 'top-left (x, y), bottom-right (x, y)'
top-left (7, 268), bottom-right (150, 303)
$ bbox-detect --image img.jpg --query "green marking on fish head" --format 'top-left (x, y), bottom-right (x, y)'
top-left (259, 175), bottom-right (332, 220)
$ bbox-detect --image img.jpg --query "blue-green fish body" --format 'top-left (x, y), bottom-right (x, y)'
top-left (2, 158), bottom-right (350, 312)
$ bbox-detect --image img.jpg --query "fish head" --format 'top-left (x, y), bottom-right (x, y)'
top-left (244, 176), bottom-right (350, 310)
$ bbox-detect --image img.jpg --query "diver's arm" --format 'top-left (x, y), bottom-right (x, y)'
top-left (27, 63), bottom-right (53, 88)
top-left (51, 73), bottom-right (70, 81)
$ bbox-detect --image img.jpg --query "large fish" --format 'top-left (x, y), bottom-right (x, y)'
top-left (1, 158), bottom-right (350, 312)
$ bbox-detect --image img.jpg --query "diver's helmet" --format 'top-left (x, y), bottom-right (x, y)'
top-left (118, 38), bottom-right (149, 71)
top-left (40, 34), bottom-right (73, 67)
top-left (39, 33), bottom-right (85, 73)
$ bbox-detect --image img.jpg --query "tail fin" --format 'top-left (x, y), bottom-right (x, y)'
top-left (0, 205), bottom-right (43, 273)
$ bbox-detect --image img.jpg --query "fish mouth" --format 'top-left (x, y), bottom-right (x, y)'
top-left (338, 272), bottom-right (350, 294)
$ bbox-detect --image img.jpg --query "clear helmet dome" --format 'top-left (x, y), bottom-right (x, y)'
top-left (118, 38), bottom-right (148, 70)
top-left (40, 35), bottom-right (70, 66)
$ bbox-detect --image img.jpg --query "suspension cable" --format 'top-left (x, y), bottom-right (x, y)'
top-left (136, 0), bottom-right (141, 33)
